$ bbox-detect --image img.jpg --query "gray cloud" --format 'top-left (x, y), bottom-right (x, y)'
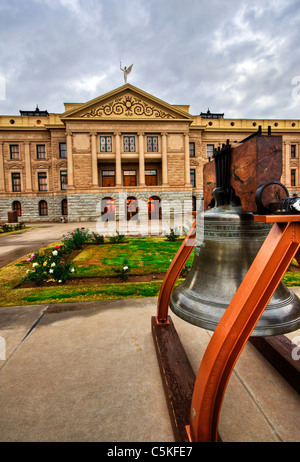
top-left (0, 0), bottom-right (300, 118)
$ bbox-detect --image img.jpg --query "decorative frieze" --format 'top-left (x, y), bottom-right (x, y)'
top-left (80, 95), bottom-right (176, 119)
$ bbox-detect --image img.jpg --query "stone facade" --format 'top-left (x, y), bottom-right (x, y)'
top-left (0, 83), bottom-right (300, 223)
top-left (0, 194), bottom-right (67, 223)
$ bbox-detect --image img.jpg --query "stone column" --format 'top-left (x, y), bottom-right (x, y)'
top-left (90, 132), bottom-right (98, 187)
top-left (0, 142), bottom-right (5, 192)
top-left (138, 132), bottom-right (145, 186)
top-left (161, 132), bottom-right (168, 185)
top-left (115, 132), bottom-right (122, 186)
top-left (285, 142), bottom-right (291, 187)
top-left (184, 133), bottom-right (191, 186)
top-left (24, 142), bottom-right (32, 191)
top-left (66, 131), bottom-right (74, 188)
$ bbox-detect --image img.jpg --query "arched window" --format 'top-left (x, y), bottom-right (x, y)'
top-left (148, 196), bottom-right (161, 220)
top-left (12, 200), bottom-right (22, 217)
top-left (101, 197), bottom-right (115, 221)
top-left (61, 199), bottom-right (68, 216)
top-left (39, 200), bottom-right (48, 216)
top-left (126, 197), bottom-right (138, 221)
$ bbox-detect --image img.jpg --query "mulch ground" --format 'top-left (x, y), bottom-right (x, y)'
top-left (20, 272), bottom-right (167, 288)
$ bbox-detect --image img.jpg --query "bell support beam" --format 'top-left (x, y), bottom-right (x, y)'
top-left (186, 215), bottom-right (300, 442)
top-left (156, 218), bottom-right (197, 325)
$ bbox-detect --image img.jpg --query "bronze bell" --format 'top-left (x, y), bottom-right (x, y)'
top-left (170, 135), bottom-right (300, 337)
top-left (169, 188), bottom-right (300, 336)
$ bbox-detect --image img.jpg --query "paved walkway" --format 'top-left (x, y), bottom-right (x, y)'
top-left (0, 224), bottom-right (299, 442)
top-left (0, 298), bottom-right (299, 442)
top-left (0, 222), bottom-right (98, 268)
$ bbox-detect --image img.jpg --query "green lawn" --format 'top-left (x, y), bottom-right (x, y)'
top-left (72, 237), bottom-right (193, 277)
top-left (0, 235), bottom-right (299, 307)
top-left (0, 237), bottom-right (192, 306)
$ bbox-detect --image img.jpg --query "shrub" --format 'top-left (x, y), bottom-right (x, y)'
top-left (180, 263), bottom-right (191, 278)
top-left (109, 231), bottom-right (126, 244)
top-left (13, 221), bottom-right (25, 230)
top-left (1, 223), bottom-right (11, 233)
top-left (165, 228), bottom-right (180, 242)
top-left (114, 259), bottom-right (131, 281)
top-left (48, 261), bottom-right (74, 283)
top-left (90, 232), bottom-right (104, 245)
top-left (22, 245), bottom-right (75, 285)
top-left (0, 221), bottom-right (25, 233)
top-left (63, 227), bottom-right (90, 251)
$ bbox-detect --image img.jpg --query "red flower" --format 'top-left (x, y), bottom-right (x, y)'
top-left (81, 227), bottom-right (85, 230)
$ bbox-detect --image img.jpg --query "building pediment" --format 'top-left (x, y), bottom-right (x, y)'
top-left (61, 84), bottom-right (193, 122)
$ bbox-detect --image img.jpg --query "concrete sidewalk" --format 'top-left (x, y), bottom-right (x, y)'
top-left (0, 223), bottom-right (299, 442)
top-left (0, 297), bottom-right (299, 442)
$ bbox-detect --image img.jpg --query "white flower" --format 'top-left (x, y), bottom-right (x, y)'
top-left (52, 250), bottom-right (58, 256)
top-left (51, 262), bottom-right (56, 267)
top-left (58, 280), bottom-right (62, 283)
top-left (123, 266), bottom-right (129, 271)
top-left (49, 269), bottom-right (54, 274)
top-left (32, 262), bottom-right (38, 267)
top-left (26, 269), bottom-right (30, 274)
top-left (70, 267), bottom-right (75, 273)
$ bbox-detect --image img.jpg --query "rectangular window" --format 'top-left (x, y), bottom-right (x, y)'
top-left (10, 145), bottom-right (20, 160)
top-left (189, 142), bottom-right (195, 157)
top-left (60, 171), bottom-right (68, 190)
top-left (291, 169), bottom-right (296, 186)
top-left (11, 172), bottom-right (21, 192)
top-left (61, 199), bottom-right (68, 216)
top-left (146, 136), bottom-right (159, 152)
top-left (123, 170), bottom-right (136, 186)
top-left (59, 143), bottom-right (67, 158)
top-left (100, 136), bottom-right (112, 152)
top-left (190, 169), bottom-right (196, 187)
top-left (37, 144), bottom-right (46, 159)
top-left (13, 201), bottom-right (22, 216)
top-left (39, 200), bottom-right (48, 216)
top-left (206, 144), bottom-right (214, 159)
top-left (123, 136), bottom-right (135, 152)
top-left (38, 172), bottom-right (47, 191)
top-left (145, 169), bottom-right (157, 186)
top-left (102, 170), bottom-right (115, 187)
top-left (291, 145), bottom-right (296, 158)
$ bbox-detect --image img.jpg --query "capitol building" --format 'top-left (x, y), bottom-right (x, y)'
top-left (0, 83), bottom-right (299, 223)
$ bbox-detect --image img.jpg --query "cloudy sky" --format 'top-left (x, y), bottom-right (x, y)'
top-left (1, 0), bottom-right (300, 119)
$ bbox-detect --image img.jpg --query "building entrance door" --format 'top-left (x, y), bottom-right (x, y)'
top-left (148, 196), bottom-right (161, 220)
top-left (126, 197), bottom-right (138, 220)
top-left (102, 197), bottom-right (115, 221)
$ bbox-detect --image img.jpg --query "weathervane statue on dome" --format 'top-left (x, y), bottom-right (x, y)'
top-left (120, 62), bottom-right (133, 84)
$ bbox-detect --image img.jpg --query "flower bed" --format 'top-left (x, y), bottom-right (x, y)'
top-left (24, 245), bottom-right (75, 285)
top-left (19, 226), bottom-right (191, 288)
top-left (0, 221), bottom-right (25, 234)
top-left (1, 228), bottom-right (299, 307)
top-left (21, 227), bottom-right (102, 285)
